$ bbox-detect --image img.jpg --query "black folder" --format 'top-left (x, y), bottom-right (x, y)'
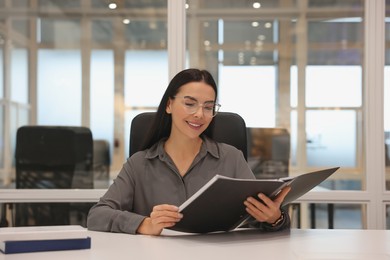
top-left (169, 167), bottom-right (339, 233)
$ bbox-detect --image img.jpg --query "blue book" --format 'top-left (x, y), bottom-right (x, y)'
top-left (0, 225), bottom-right (91, 254)
top-left (1, 237), bottom-right (91, 254)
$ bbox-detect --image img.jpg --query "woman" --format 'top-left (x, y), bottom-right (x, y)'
top-left (87, 68), bottom-right (291, 235)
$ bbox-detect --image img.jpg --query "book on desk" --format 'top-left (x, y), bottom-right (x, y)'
top-left (0, 225), bottom-right (91, 254)
top-left (168, 167), bottom-right (339, 234)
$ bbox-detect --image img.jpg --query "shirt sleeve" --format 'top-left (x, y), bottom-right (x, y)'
top-left (87, 156), bottom-right (146, 234)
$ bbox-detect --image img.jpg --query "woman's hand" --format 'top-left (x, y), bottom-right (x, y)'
top-left (244, 186), bottom-right (291, 224)
top-left (136, 204), bottom-right (183, 236)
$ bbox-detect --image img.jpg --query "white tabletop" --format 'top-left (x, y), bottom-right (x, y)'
top-left (1, 228), bottom-right (390, 260)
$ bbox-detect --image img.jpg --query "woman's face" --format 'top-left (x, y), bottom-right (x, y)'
top-left (166, 81), bottom-right (216, 140)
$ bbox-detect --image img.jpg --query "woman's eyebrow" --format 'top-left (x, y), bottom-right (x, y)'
top-left (183, 95), bottom-right (197, 101)
top-left (183, 95), bottom-right (215, 103)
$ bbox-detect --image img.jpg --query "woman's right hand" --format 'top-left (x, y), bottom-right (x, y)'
top-left (136, 204), bottom-right (183, 236)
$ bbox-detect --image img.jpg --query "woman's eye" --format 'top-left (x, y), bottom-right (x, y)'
top-left (185, 102), bottom-right (196, 107)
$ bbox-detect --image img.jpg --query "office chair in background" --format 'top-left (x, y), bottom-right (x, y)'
top-left (246, 127), bottom-right (290, 179)
top-left (129, 112), bottom-right (247, 159)
top-left (14, 126), bottom-right (94, 226)
top-left (93, 139), bottom-right (111, 185)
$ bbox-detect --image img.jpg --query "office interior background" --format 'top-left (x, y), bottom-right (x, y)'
top-left (0, 0), bottom-right (389, 229)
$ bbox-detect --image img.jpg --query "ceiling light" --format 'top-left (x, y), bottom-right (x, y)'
top-left (251, 21), bottom-right (259, 27)
top-left (253, 2), bottom-right (261, 9)
top-left (108, 3), bottom-right (117, 9)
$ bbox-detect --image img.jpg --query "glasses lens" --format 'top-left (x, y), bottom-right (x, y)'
top-left (180, 96), bottom-right (220, 117)
top-left (182, 97), bottom-right (198, 114)
top-left (212, 104), bottom-right (221, 117)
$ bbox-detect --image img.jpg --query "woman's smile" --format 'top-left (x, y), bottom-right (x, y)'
top-left (186, 120), bottom-right (203, 130)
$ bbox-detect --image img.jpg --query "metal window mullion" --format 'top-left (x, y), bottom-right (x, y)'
top-left (81, 16), bottom-right (91, 128)
top-left (168, 0), bottom-right (186, 80)
top-left (3, 9), bottom-right (12, 185)
top-left (364, 0), bottom-right (386, 229)
top-left (296, 0), bottom-right (308, 170)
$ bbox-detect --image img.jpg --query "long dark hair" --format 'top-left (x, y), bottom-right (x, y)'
top-left (141, 68), bottom-right (218, 150)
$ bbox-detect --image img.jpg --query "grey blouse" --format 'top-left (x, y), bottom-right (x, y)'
top-left (87, 136), bottom-right (290, 234)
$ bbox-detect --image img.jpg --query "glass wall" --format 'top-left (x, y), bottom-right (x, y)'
top-left (90, 50), bottom-right (114, 156)
top-left (291, 203), bottom-right (365, 229)
top-left (185, 0), bottom-right (366, 228)
top-left (186, 0), bottom-right (364, 188)
top-left (37, 50), bottom-right (82, 125)
top-left (0, 0), bottom-right (168, 226)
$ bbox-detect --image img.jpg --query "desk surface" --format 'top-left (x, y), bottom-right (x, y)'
top-left (1, 228), bottom-right (389, 260)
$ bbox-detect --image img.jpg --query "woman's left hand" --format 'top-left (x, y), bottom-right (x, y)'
top-left (244, 186), bottom-right (291, 224)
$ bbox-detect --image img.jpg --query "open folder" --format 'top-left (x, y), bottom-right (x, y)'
top-left (168, 167), bottom-right (339, 234)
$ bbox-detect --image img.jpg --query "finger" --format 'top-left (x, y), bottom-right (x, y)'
top-left (150, 215), bottom-right (182, 225)
top-left (150, 210), bottom-right (183, 220)
top-left (244, 201), bottom-right (270, 222)
top-left (251, 194), bottom-right (281, 216)
top-left (153, 204), bottom-right (179, 212)
top-left (244, 197), bottom-right (274, 216)
top-left (246, 195), bottom-right (278, 213)
top-left (257, 193), bottom-right (274, 207)
top-left (274, 186), bottom-right (291, 204)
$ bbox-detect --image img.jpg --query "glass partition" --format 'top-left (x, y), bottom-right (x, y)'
top-left (37, 49), bottom-right (82, 126)
top-left (292, 203), bottom-right (365, 229)
top-left (0, 0), bottom-right (168, 190)
top-left (11, 49), bottom-right (28, 104)
top-left (4, 202), bottom-right (95, 227)
top-left (186, 0), bottom-right (364, 191)
top-left (90, 50), bottom-right (114, 167)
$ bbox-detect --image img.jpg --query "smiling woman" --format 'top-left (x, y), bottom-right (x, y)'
top-left (86, 68), bottom-right (291, 235)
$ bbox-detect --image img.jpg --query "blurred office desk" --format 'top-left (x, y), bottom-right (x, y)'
top-left (1, 228), bottom-right (389, 260)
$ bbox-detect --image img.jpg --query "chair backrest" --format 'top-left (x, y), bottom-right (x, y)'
top-left (93, 139), bottom-right (110, 181)
top-left (129, 112), bottom-right (247, 160)
top-left (15, 125), bottom-right (94, 189)
top-left (246, 127), bottom-right (290, 179)
top-left (14, 125), bottom-right (94, 226)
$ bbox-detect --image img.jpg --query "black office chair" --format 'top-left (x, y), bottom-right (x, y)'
top-left (93, 139), bottom-right (110, 181)
top-left (246, 127), bottom-right (290, 179)
top-left (129, 112), bottom-right (247, 160)
top-left (14, 126), bottom-right (94, 226)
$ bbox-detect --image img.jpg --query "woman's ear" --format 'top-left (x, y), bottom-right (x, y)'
top-left (166, 98), bottom-right (172, 114)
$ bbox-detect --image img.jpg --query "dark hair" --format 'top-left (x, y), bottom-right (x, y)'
top-left (142, 68), bottom-right (218, 150)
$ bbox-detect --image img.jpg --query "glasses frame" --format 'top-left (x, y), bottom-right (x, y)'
top-left (173, 95), bottom-right (221, 117)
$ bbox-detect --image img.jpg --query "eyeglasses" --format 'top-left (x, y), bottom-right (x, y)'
top-left (174, 95), bottom-right (221, 117)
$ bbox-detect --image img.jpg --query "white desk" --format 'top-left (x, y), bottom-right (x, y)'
top-left (1, 228), bottom-right (389, 260)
